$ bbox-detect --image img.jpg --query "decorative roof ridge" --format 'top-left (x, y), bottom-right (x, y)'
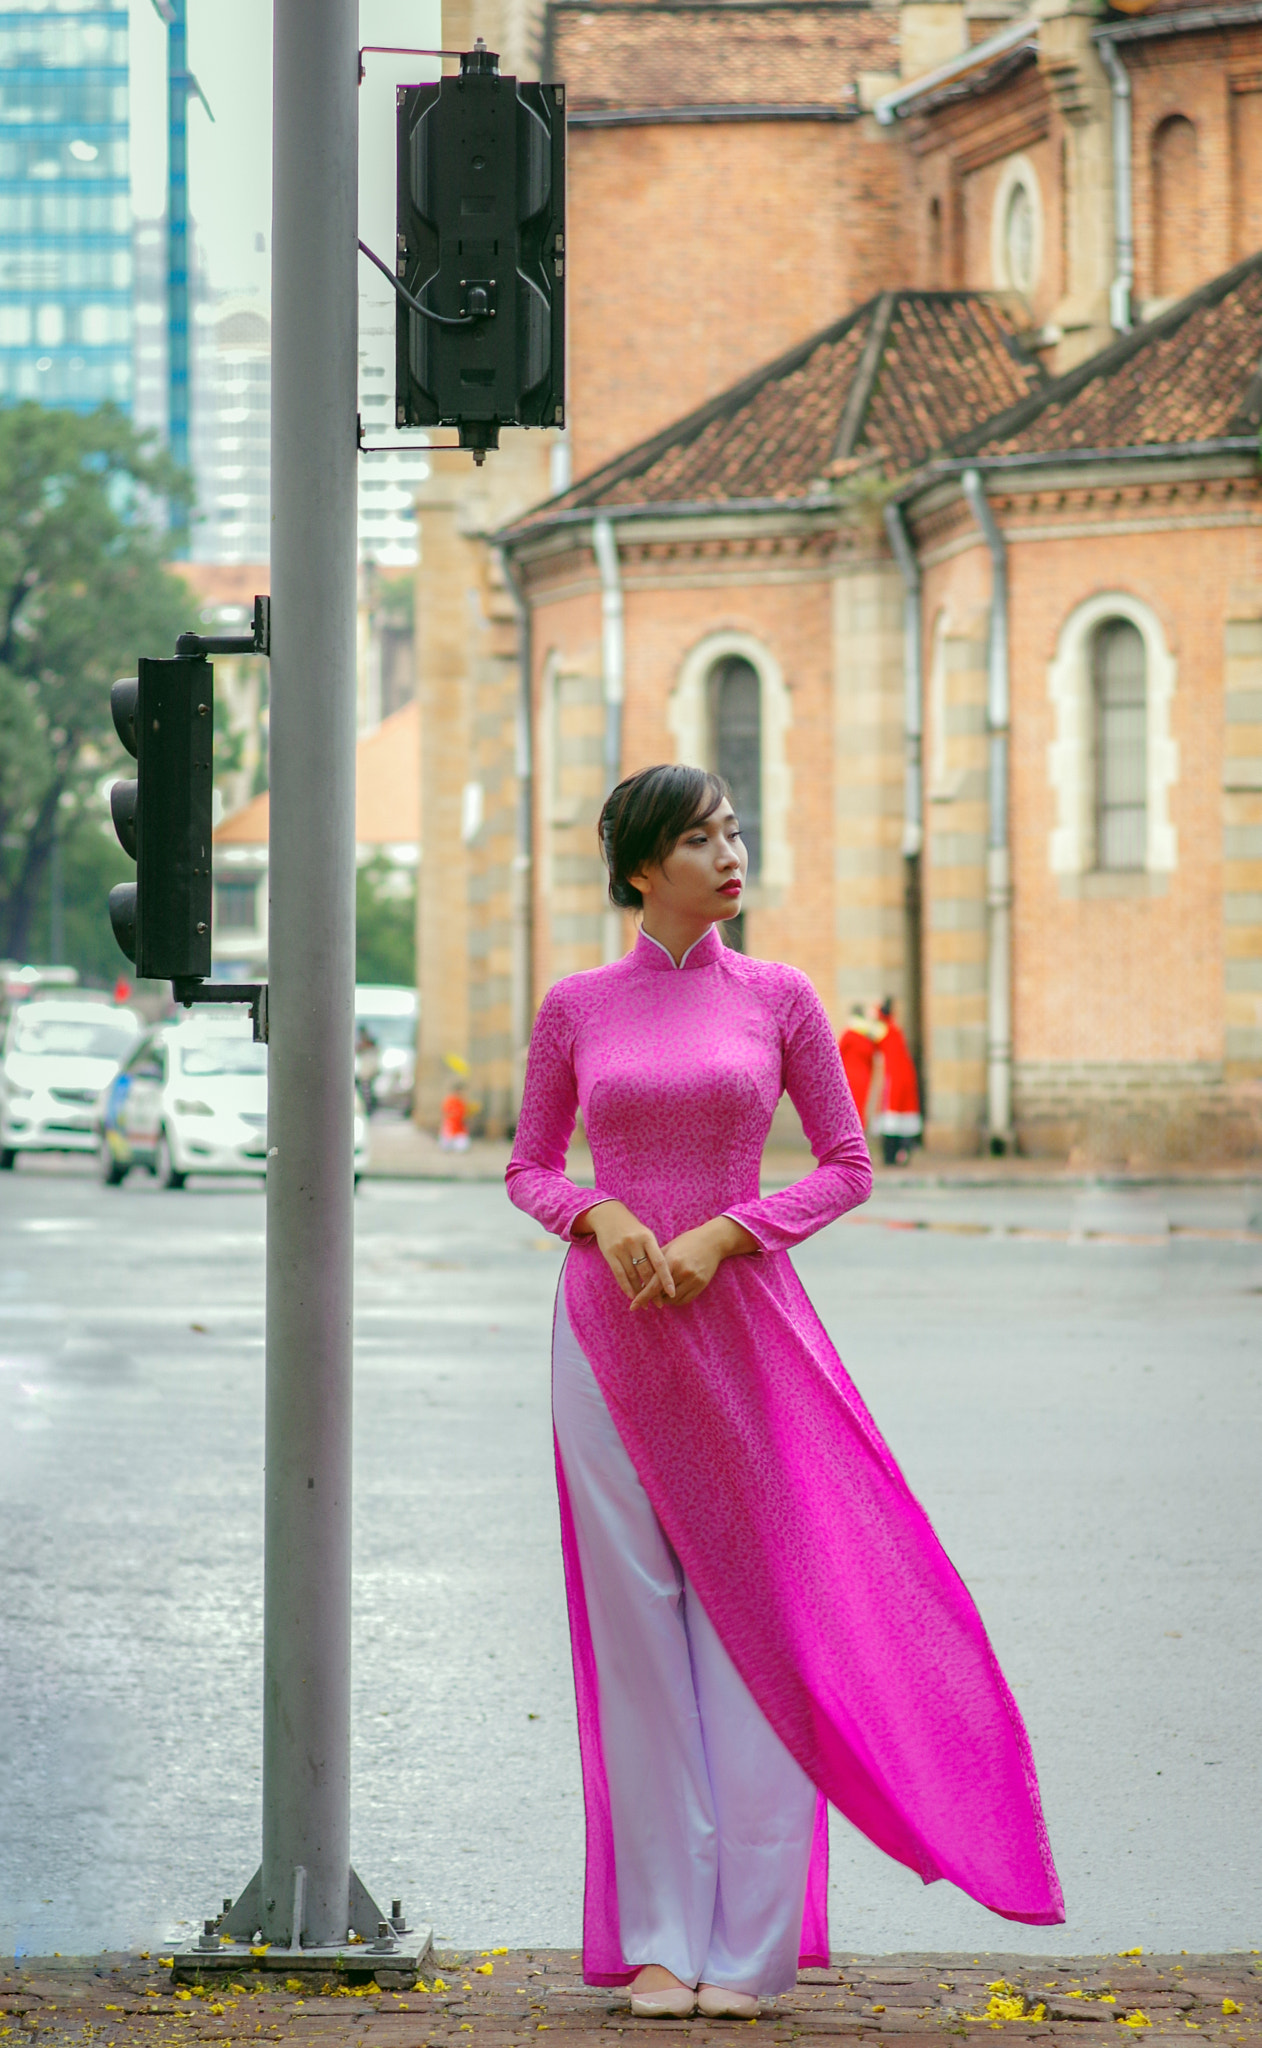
top-left (922, 248), bottom-right (1262, 471)
top-left (833, 290), bottom-right (897, 461)
top-left (567, 100), bottom-right (860, 123)
top-left (874, 13), bottom-right (1037, 124)
top-left (550, 0), bottom-right (885, 12)
top-left (1094, 0), bottom-right (1262, 44)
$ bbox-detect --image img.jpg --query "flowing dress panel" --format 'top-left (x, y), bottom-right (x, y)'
top-left (507, 931), bottom-right (1064, 1986)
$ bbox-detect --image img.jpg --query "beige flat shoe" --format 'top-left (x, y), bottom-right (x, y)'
top-left (630, 1987), bottom-right (698, 2018)
top-left (630, 1971), bottom-right (698, 2019)
top-left (697, 1986), bottom-right (759, 2019)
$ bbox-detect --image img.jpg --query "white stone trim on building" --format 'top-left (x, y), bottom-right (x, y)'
top-left (668, 628), bottom-right (794, 889)
top-left (1046, 589), bottom-right (1179, 877)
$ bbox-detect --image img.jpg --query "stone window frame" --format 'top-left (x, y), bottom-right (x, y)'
top-left (1047, 590), bottom-right (1179, 893)
top-left (990, 153), bottom-right (1043, 300)
top-left (667, 628), bottom-right (794, 893)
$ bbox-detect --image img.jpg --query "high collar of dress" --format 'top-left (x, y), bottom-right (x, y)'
top-left (634, 923), bottom-right (725, 972)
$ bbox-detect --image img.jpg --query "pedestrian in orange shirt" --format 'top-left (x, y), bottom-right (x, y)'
top-left (440, 1081), bottom-right (471, 1152)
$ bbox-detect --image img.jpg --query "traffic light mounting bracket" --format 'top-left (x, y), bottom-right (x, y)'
top-left (178, 593), bottom-right (271, 661)
top-left (173, 975), bottom-right (269, 1044)
top-left (170, 595), bottom-right (271, 1040)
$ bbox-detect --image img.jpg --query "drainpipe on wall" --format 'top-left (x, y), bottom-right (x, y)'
top-left (1097, 35), bottom-right (1134, 334)
top-left (592, 515), bottom-right (624, 964)
top-left (882, 501), bottom-right (925, 1079)
top-left (961, 469), bottom-right (1014, 1154)
top-left (498, 544), bottom-right (533, 1121)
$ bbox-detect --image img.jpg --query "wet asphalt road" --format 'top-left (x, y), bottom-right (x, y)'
top-left (1, 1156), bottom-right (1259, 1959)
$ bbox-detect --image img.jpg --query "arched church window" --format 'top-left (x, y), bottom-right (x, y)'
top-left (710, 655), bottom-right (762, 880)
top-left (1152, 116), bottom-right (1200, 300)
top-left (1004, 180), bottom-right (1035, 295)
top-left (1092, 619), bottom-right (1147, 871)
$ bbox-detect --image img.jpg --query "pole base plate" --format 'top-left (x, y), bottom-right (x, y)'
top-left (171, 1931), bottom-right (433, 1986)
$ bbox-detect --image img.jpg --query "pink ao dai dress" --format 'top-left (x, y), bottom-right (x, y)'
top-left (506, 922), bottom-right (1063, 1992)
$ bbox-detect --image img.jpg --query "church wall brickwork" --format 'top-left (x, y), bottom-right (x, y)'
top-left (565, 120), bottom-right (911, 477)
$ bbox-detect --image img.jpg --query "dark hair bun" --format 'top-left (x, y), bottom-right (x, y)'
top-left (598, 765), bottom-right (729, 911)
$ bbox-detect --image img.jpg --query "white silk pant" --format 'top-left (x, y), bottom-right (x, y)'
top-left (552, 1282), bottom-right (818, 1996)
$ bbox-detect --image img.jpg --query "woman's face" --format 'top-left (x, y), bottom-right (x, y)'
top-left (631, 799), bottom-right (748, 925)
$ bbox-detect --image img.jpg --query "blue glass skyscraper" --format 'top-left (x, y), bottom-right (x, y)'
top-left (0, 0), bottom-right (129, 411)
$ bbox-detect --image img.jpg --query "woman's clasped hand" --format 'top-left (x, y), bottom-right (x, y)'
top-left (575, 1198), bottom-right (758, 1310)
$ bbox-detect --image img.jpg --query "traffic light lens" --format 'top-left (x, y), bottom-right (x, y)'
top-left (110, 779), bottom-right (137, 860)
top-left (108, 882), bottom-right (137, 964)
top-left (111, 676), bottom-right (139, 757)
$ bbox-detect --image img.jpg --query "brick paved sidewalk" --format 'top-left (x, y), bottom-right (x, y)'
top-left (4, 1951), bottom-right (1259, 2048)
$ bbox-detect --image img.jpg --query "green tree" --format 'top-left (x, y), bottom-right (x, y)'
top-left (0, 403), bottom-right (191, 962)
top-left (355, 853), bottom-right (416, 987)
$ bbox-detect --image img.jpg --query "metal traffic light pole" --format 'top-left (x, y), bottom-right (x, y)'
top-left (175, 0), bottom-right (422, 1977)
top-left (260, 0), bottom-right (361, 1952)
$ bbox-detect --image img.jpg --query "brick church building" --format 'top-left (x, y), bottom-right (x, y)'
top-left (414, 0), bottom-right (1262, 1163)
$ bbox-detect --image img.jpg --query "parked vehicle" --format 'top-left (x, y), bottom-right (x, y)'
top-left (96, 1017), bottom-right (370, 1189)
top-left (1, 997), bottom-right (140, 1168)
top-left (354, 984), bottom-right (418, 1112)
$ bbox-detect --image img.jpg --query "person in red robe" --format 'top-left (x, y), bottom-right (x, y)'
top-left (837, 1006), bottom-right (885, 1128)
top-left (876, 996), bottom-right (921, 1166)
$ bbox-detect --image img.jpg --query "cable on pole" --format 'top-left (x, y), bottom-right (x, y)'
top-left (357, 238), bottom-right (480, 328)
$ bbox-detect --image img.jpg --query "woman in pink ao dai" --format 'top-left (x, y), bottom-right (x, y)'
top-left (506, 766), bottom-right (1063, 2021)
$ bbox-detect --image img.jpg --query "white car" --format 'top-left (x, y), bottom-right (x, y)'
top-left (97, 1017), bottom-right (370, 1190)
top-left (1, 997), bottom-right (141, 1169)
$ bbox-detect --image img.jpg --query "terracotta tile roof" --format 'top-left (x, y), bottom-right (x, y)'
top-left (950, 250), bottom-right (1262, 463)
top-left (505, 292), bottom-right (1041, 530)
top-left (548, 2), bottom-right (896, 111)
top-left (214, 700), bottom-right (420, 850)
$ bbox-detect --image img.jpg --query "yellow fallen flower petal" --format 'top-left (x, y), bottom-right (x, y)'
top-left (158, 1959), bottom-right (174, 1970)
top-left (284, 1982), bottom-right (302, 1995)
top-left (432, 1977), bottom-right (448, 1992)
top-left (1223, 2002), bottom-right (1242, 2016)
top-left (208, 2004), bottom-right (226, 2017)
top-left (476, 1964), bottom-right (494, 1976)
top-left (175, 1990), bottom-right (192, 2001)
top-left (413, 1981), bottom-right (431, 1994)
top-left (1119, 1950), bottom-right (1143, 1960)
top-left (249, 1946), bottom-right (270, 1959)
top-left (1116, 2014), bottom-right (1151, 2030)
top-left (492, 1948), bottom-right (508, 1957)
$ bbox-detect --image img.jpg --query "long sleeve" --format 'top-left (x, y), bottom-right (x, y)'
top-left (724, 973), bottom-right (873, 1253)
top-left (506, 983), bottom-right (619, 1240)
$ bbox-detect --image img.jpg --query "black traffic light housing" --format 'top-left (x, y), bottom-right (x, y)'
top-left (107, 598), bottom-right (270, 1040)
top-left (395, 42), bottom-right (565, 458)
top-left (108, 657), bottom-right (214, 983)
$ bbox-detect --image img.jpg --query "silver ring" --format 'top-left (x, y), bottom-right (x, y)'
top-left (631, 1254), bottom-right (648, 1265)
